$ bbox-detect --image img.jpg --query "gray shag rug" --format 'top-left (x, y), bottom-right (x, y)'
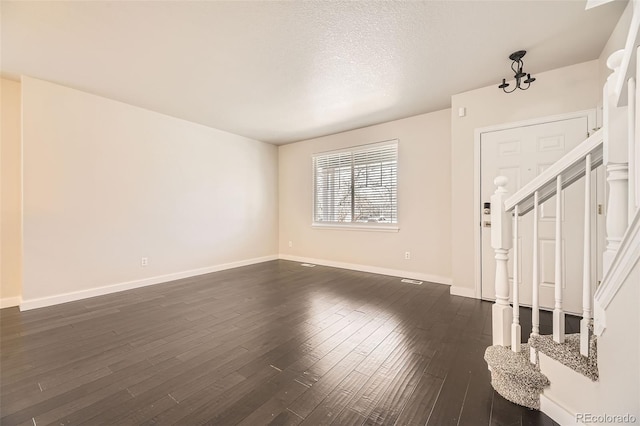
top-left (484, 343), bottom-right (550, 410)
top-left (529, 333), bottom-right (598, 381)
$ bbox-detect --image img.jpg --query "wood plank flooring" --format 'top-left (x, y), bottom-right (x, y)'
top-left (1, 260), bottom-right (564, 425)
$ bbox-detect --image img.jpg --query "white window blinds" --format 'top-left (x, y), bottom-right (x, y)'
top-left (313, 141), bottom-right (398, 225)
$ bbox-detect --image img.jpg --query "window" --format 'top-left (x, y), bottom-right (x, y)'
top-left (313, 140), bottom-right (398, 230)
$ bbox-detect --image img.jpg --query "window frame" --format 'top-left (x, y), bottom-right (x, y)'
top-left (311, 139), bottom-right (399, 232)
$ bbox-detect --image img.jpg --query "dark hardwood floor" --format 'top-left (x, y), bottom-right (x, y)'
top-left (1, 260), bottom-right (563, 425)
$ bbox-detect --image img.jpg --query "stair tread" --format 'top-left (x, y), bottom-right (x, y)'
top-left (529, 333), bottom-right (598, 381)
top-left (484, 344), bottom-right (549, 410)
top-left (484, 344), bottom-right (550, 387)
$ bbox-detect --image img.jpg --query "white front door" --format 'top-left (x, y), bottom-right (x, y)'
top-left (480, 114), bottom-right (597, 315)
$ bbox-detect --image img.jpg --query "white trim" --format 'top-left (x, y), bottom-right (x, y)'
top-left (475, 110), bottom-right (596, 137)
top-left (311, 223), bottom-right (399, 232)
top-left (540, 394), bottom-right (581, 426)
top-left (278, 254), bottom-right (452, 286)
top-left (474, 122), bottom-right (482, 300)
top-left (19, 255), bottom-right (278, 311)
top-left (0, 296), bottom-right (22, 309)
top-left (16, 253), bottom-right (455, 312)
top-left (596, 210), bottom-right (640, 309)
top-left (474, 109), bottom-right (597, 301)
top-left (449, 286), bottom-right (476, 299)
top-left (593, 210), bottom-right (640, 334)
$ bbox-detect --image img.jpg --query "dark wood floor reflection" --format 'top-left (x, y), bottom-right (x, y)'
top-left (1, 260), bottom-right (559, 425)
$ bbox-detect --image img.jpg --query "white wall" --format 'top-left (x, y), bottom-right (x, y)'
top-left (1, 78), bottom-right (22, 307)
top-left (21, 77), bottom-right (278, 307)
top-left (278, 109), bottom-right (452, 283)
top-left (540, 255), bottom-right (639, 422)
top-left (596, 255), bottom-right (639, 419)
top-left (450, 60), bottom-right (601, 295)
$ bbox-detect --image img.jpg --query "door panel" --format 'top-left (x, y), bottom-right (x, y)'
top-left (480, 116), bottom-right (593, 315)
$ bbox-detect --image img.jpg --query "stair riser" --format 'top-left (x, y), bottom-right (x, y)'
top-left (490, 370), bottom-right (544, 410)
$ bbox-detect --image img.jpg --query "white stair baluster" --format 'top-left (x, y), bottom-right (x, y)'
top-left (511, 204), bottom-right (521, 353)
top-left (530, 191), bottom-right (540, 365)
top-left (581, 154), bottom-right (593, 357)
top-left (553, 176), bottom-right (565, 344)
top-left (532, 191), bottom-right (540, 338)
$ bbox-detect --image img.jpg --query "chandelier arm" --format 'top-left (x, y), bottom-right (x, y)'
top-left (511, 61), bottom-right (519, 75)
top-left (502, 84), bottom-right (518, 94)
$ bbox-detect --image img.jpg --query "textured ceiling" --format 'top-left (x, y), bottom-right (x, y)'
top-left (1, 1), bottom-right (627, 144)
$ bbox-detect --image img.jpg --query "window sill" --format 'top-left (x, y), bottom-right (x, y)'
top-left (311, 223), bottom-right (400, 232)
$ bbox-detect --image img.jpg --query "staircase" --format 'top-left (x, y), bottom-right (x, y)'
top-left (485, 2), bottom-right (640, 423)
top-left (485, 343), bottom-right (548, 410)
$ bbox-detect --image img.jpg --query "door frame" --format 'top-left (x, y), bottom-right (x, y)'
top-left (473, 109), bottom-right (598, 301)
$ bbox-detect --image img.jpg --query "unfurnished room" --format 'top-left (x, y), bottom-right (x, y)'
top-left (1, 1), bottom-right (639, 425)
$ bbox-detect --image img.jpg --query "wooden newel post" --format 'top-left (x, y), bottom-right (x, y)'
top-left (491, 176), bottom-right (512, 347)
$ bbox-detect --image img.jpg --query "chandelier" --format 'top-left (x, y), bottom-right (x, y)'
top-left (498, 50), bottom-right (536, 93)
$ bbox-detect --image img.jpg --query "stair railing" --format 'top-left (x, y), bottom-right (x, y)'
top-left (491, 48), bottom-right (635, 359)
top-left (491, 133), bottom-right (603, 358)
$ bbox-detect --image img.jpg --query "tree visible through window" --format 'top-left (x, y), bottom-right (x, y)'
top-left (313, 141), bottom-right (398, 225)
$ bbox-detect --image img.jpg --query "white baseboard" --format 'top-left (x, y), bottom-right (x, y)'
top-left (18, 254), bottom-right (455, 311)
top-left (449, 286), bottom-right (476, 299)
top-left (540, 394), bottom-right (580, 425)
top-left (278, 254), bottom-right (452, 286)
top-left (20, 255), bottom-right (278, 311)
top-left (0, 296), bottom-right (22, 309)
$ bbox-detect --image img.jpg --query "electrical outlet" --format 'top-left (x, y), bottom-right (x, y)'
top-left (141, 257), bottom-right (149, 267)
top-left (404, 251), bottom-right (411, 260)
top-left (288, 241), bottom-right (293, 248)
